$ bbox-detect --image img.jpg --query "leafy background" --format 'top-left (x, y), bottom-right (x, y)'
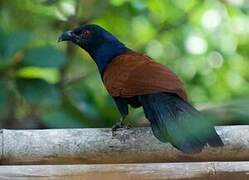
top-left (0, 0), bottom-right (248, 128)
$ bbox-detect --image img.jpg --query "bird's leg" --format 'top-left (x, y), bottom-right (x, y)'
top-left (112, 116), bottom-right (130, 132)
top-left (112, 97), bottom-right (130, 132)
top-left (111, 118), bottom-right (123, 132)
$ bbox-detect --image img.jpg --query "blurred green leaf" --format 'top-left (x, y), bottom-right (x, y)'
top-left (16, 78), bottom-right (60, 106)
top-left (0, 0), bottom-right (248, 129)
top-left (0, 30), bottom-right (32, 68)
top-left (17, 67), bottom-right (59, 83)
top-left (38, 0), bottom-right (59, 6)
top-left (237, 42), bottom-right (249, 57)
top-left (61, 93), bottom-right (100, 128)
top-left (4, 31), bottom-right (32, 58)
top-left (0, 80), bottom-right (8, 115)
top-left (0, 27), bottom-right (6, 57)
top-left (41, 107), bottom-right (84, 128)
top-left (22, 47), bottom-right (66, 67)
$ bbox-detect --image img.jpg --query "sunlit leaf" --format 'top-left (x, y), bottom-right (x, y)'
top-left (17, 67), bottom-right (59, 83)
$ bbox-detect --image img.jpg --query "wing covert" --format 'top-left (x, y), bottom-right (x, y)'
top-left (103, 51), bottom-right (187, 101)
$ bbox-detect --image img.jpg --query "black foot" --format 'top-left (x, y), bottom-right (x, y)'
top-left (112, 122), bottom-right (123, 132)
top-left (112, 121), bottom-right (131, 133)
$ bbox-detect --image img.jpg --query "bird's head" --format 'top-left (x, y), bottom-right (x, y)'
top-left (58, 24), bottom-right (128, 74)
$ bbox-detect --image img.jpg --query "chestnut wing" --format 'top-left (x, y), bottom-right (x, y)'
top-left (103, 52), bottom-right (187, 101)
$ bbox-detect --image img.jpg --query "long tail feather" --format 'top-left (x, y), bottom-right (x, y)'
top-left (139, 93), bottom-right (223, 153)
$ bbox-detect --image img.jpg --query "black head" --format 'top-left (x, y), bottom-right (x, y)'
top-left (59, 24), bottom-right (123, 55)
top-left (58, 24), bottom-right (128, 74)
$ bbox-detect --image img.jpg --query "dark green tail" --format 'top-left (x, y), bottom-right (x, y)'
top-left (139, 93), bottom-right (223, 153)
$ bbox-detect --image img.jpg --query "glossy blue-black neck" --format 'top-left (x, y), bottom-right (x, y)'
top-left (89, 42), bottom-right (128, 76)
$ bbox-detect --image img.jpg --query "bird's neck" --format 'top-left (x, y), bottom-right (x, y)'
top-left (90, 43), bottom-right (128, 75)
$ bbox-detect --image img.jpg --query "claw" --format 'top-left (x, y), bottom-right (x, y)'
top-left (111, 117), bottom-right (131, 136)
top-left (112, 122), bottom-right (123, 132)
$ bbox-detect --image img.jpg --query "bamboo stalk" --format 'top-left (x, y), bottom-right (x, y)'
top-left (0, 162), bottom-right (249, 180)
top-left (0, 126), bottom-right (249, 165)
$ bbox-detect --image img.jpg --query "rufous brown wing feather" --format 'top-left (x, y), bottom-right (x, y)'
top-left (103, 51), bottom-right (187, 101)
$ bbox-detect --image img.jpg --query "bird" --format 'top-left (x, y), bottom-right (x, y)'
top-left (58, 24), bottom-right (223, 153)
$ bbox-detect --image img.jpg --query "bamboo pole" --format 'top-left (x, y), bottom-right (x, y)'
top-left (0, 126), bottom-right (249, 165)
top-left (0, 162), bottom-right (249, 180)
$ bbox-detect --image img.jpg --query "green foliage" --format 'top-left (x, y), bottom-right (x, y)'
top-left (0, 30), bottom-right (32, 67)
top-left (0, 80), bottom-right (8, 115)
top-left (41, 107), bottom-right (85, 128)
top-left (22, 47), bottom-right (66, 67)
top-left (0, 0), bottom-right (248, 128)
top-left (16, 78), bottom-right (60, 106)
top-left (4, 32), bottom-right (32, 59)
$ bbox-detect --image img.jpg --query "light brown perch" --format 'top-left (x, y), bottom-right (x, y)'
top-left (0, 162), bottom-right (249, 180)
top-left (0, 126), bottom-right (249, 165)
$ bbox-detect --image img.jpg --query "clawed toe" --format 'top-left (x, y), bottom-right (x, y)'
top-left (112, 122), bottom-right (132, 132)
top-left (112, 122), bottom-right (122, 132)
top-left (112, 117), bottom-right (132, 135)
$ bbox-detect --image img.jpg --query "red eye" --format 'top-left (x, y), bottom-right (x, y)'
top-left (81, 30), bottom-right (91, 38)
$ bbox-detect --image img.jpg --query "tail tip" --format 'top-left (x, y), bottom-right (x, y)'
top-left (208, 135), bottom-right (224, 147)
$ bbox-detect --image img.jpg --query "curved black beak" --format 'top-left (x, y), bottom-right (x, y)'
top-left (58, 30), bottom-right (73, 42)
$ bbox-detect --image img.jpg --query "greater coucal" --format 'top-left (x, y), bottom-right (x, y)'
top-left (58, 24), bottom-right (223, 153)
